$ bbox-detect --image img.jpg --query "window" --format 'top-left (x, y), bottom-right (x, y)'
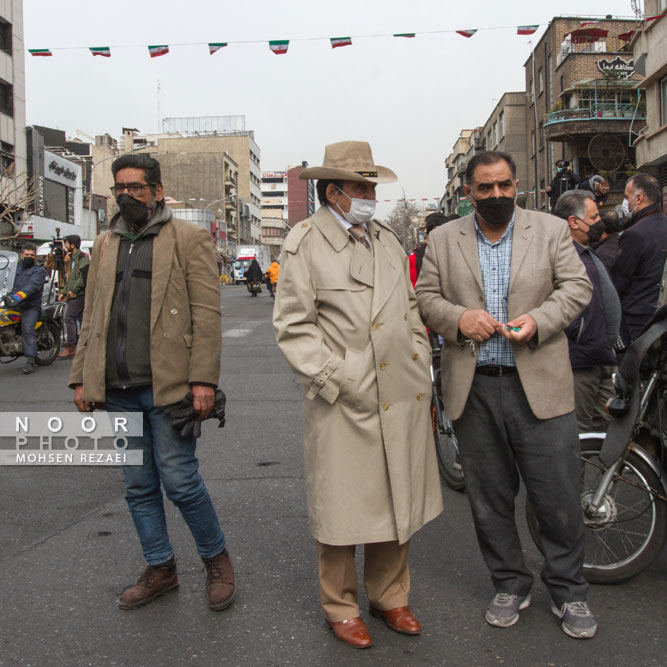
top-left (498, 111), bottom-right (504, 138)
top-left (547, 54), bottom-right (553, 107)
top-left (0, 140), bottom-right (14, 171)
top-left (538, 68), bottom-right (544, 96)
top-left (0, 80), bottom-right (12, 117)
top-left (529, 78), bottom-right (534, 104)
top-left (538, 122), bottom-right (544, 150)
top-left (530, 130), bottom-right (536, 156)
top-left (0, 20), bottom-right (11, 55)
top-left (661, 76), bottom-right (667, 127)
top-left (492, 121), bottom-right (497, 147)
top-left (487, 130), bottom-right (492, 149)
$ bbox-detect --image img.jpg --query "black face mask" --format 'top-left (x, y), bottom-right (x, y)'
top-left (585, 220), bottom-right (605, 244)
top-left (474, 196), bottom-right (515, 228)
top-left (117, 193), bottom-right (151, 228)
top-left (22, 257), bottom-right (35, 268)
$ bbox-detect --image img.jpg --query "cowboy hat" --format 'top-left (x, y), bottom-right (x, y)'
top-left (299, 141), bottom-right (397, 184)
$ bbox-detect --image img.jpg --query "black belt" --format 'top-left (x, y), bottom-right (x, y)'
top-left (475, 365), bottom-right (517, 376)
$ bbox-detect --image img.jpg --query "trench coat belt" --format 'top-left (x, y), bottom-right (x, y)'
top-left (475, 365), bottom-right (517, 376)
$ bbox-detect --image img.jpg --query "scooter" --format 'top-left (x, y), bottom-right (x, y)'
top-left (0, 250), bottom-right (64, 366)
top-left (526, 305), bottom-right (667, 583)
top-left (247, 280), bottom-right (262, 297)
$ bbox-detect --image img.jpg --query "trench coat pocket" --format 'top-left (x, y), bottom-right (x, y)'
top-left (337, 348), bottom-right (367, 410)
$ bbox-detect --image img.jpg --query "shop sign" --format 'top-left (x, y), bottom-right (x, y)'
top-left (597, 57), bottom-right (634, 80)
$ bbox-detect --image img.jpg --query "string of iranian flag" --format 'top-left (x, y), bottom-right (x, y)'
top-left (27, 17), bottom-right (658, 58)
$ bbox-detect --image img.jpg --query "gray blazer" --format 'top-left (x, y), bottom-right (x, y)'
top-left (416, 207), bottom-right (592, 421)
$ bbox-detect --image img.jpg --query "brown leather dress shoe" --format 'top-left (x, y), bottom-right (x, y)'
top-left (118, 559), bottom-right (178, 610)
top-left (328, 617), bottom-right (373, 649)
top-left (369, 606), bottom-right (421, 635)
top-left (203, 549), bottom-right (236, 611)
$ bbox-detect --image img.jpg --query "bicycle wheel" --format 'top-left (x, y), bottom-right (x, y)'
top-left (526, 437), bottom-right (667, 584)
top-left (432, 395), bottom-right (465, 492)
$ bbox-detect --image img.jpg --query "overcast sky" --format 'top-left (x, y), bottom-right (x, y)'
top-left (24, 0), bottom-right (636, 218)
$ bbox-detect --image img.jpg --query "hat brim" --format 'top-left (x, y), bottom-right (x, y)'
top-left (299, 165), bottom-right (397, 184)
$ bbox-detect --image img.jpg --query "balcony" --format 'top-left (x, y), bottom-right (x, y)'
top-left (544, 103), bottom-right (646, 140)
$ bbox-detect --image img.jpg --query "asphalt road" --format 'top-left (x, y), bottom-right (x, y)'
top-left (0, 284), bottom-right (665, 667)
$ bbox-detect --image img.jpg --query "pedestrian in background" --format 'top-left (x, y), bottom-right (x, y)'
top-left (58, 235), bottom-right (89, 359)
top-left (553, 190), bottom-right (620, 433)
top-left (274, 141), bottom-right (442, 649)
top-left (265, 258), bottom-right (280, 298)
top-left (417, 151), bottom-right (597, 639)
top-left (409, 212), bottom-right (446, 287)
top-left (593, 210), bottom-right (622, 269)
top-left (546, 160), bottom-right (580, 210)
top-left (612, 173), bottom-right (667, 343)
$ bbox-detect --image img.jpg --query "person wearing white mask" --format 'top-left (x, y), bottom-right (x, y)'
top-left (273, 141), bottom-right (443, 649)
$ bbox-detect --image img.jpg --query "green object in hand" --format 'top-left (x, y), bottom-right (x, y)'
top-left (506, 326), bottom-right (521, 332)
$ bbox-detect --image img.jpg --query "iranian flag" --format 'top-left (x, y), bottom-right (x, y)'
top-left (148, 44), bottom-right (169, 58)
top-left (29, 49), bottom-right (52, 57)
top-left (330, 36), bottom-right (352, 49)
top-left (517, 25), bottom-right (538, 35)
top-left (269, 40), bottom-right (289, 55)
top-left (209, 42), bottom-right (228, 55)
top-left (394, 33), bottom-right (416, 38)
top-left (89, 46), bottom-right (111, 57)
top-left (456, 29), bottom-right (477, 38)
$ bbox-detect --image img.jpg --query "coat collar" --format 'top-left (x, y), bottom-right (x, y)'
top-left (369, 219), bottom-right (402, 318)
top-left (454, 207), bottom-right (534, 292)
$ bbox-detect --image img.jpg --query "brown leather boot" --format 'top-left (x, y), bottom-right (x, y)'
top-left (57, 346), bottom-right (76, 359)
top-left (203, 549), bottom-right (236, 611)
top-left (118, 558), bottom-right (178, 610)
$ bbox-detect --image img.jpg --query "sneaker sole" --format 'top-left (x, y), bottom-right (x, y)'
top-left (208, 587), bottom-right (236, 611)
top-left (550, 603), bottom-right (597, 639)
top-left (485, 594), bottom-right (532, 628)
top-left (118, 582), bottom-right (179, 610)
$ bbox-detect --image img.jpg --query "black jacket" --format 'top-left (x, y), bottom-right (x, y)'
top-left (245, 259), bottom-right (263, 283)
top-left (611, 204), bottom-right (667, 340)
top-left (11, 262), bottom-right (47, 309)
top-left (566, 242), bottom-right (618, 367)
top-left (548, 170), bottom-right (580, 208)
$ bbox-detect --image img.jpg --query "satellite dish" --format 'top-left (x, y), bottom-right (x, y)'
top-left (587, 134), bottom-right (626, 173)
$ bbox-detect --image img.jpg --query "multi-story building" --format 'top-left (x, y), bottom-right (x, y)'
top-left (524, 16), bottom-right (644, 210)
top-left (0, 0), bottom-right (27, 243)
top-left (126, 117), bottom-right (261, 246)
top-left (261, 163), bottom-right (315, 227)
top-left (631, 4), bottom-right (667, 202)
top-left (24, 125), bottom-right (85, 241)
top-left (442, 129), bottom-right (478, 216)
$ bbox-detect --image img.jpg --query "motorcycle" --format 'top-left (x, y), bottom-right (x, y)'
top-left (0, 250), bottom-right (64, 366)
top-left (247, 280), bottom-right (262, 297)
top-left (526, 305), bottom-right (667, 583)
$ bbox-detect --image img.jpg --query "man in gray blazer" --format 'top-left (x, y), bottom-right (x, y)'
top-left (416, 151), bottom-right (597, 639)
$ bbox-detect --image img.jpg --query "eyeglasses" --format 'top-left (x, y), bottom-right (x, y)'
top-left (111, 182), bottom-right (152, 197)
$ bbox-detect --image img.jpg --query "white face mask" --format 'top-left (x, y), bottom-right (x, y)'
top-left (621, 197), bottom-right (632, 219)
top-left (335, 187), bottom-right (377, 225)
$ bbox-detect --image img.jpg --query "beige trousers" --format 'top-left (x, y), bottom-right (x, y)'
top-left (316, 540), bottom-right (410, 622)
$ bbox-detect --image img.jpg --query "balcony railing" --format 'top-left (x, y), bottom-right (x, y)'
top-left (545, 103), bottom-right (645, 127)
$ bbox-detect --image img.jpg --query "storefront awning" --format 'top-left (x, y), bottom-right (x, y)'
top-left (566, 28), bottom-right (609, 44)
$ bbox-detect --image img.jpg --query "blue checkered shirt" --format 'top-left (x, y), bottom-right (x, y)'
top-left (474, 213), bottom-right (516, 367)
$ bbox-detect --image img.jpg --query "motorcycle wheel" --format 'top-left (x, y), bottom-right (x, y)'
top-left (34, 321), bottom-right (61, 366)
top-left (431, 394), bottom-right (465, 492)
top-left (526, 437), bottom-right (667, 584)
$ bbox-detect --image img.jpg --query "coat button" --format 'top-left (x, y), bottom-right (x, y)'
top-left (382, 402), bottom-right (390, 411)
top-left (170, 308), bottom-right (178, 315)
top-left (379, 362), bottom-right (387, 370)
top-left (164, 333), bottom-right (170, 338)
top-left (416, 393), bottom-right (424, 400)
top-left (412, 353), bottom-right (419, 360)
top-left (404, 313), bottom-right (408, 321)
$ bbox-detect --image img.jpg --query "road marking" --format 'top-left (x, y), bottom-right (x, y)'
top-left (223, 327), bottom-right (253, 338)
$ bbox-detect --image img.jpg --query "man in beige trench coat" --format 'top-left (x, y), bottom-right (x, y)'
top-left (273, 141), bottom-right (443, 649)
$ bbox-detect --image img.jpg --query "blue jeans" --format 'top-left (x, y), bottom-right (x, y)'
top-left (105, 385), bottom-right (226, 565)
top-left (19, 306), bottom-right (39, 358)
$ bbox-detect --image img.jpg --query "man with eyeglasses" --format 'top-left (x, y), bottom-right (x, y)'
top-left (69, 154), bottom-right (234, 612)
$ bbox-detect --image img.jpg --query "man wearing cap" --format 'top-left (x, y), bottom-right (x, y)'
top-left (273, 141), bottom-right (443, 649)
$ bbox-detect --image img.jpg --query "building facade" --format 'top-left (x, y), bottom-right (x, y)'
top-left (524, 16), bottom-right (644, 210)
top-left (632, 4), bottom-right (667, 206)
